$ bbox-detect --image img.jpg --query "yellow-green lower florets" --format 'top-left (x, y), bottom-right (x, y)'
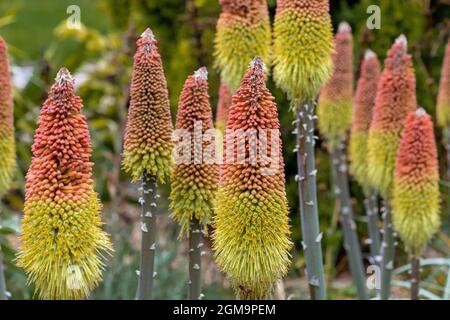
top-left (17, 192), bottom-right (112, 299)
top-left (273, 3), bottom-right (334, 102)
top-left (0, 134), bottom-right (15, 198)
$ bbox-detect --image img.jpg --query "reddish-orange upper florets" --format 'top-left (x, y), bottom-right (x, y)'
top-left (352, 50), bottom-right (381, 133)
top-left (370, 35), bottom-right (416, 133)
top-left (395, 109), bottom-right (437, 181)
top-left (26, 68), bottom-right (93, 203)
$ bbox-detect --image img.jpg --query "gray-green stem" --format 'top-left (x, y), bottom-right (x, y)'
top-left (380, 200), bottom-right (395, 300)
top-left (188, 219), bottom-right (202, 300)
top-left (136, 174), bottom-right (158, 300)
top-left (295, 101), bottom-right (326, 300)
top-left (331, 145), bottom-right (368, 300)
top-left (0, 245), bottom-right (7, 300)
top-left (363, 192), bottom-right (381, 264)
top-left (411, 255), bottom-right (420, 300)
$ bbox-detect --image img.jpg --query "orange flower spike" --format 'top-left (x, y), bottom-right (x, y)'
top-left (437, 39), bottom-right (450, 127)
top-left (318, 22), bottom-right (354, 148)
top-left (0, 36), bottom-right (15, 198)
top-left (170, 67), bottom-right (219, 238)
top-left (392, 109), bottom-right (440, 255)
top-left (367, 35), bottom-right (417, 197)
top-left (213, 57), bottom-right (292, 300)
top-left (17, 68), bottom-right (113, 300)
top-left (349, 50), bottom-right (381, 191)
top-left (122, 28), bottom-right (174, 183)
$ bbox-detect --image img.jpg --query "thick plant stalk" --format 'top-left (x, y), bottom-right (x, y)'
top-left (411, 256), bottom-right (420, 300)
top-left (137, 174), bottom-right (157, 300)
top-left (0, 246), bottom-right (6, 300)
top-left (364, 193), bottom-right (381, 263)
top-left (380, 201), bottom-right (395, 300)
top-left (295, 101), bottom-right (326, 300)
top-left (188, 219), bottom-right (202, 300)
top-left (331, 145), bottom-right (368, 300)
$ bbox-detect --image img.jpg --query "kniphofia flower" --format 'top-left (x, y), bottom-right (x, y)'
top-left (0, 36), bottom-right (15, 198)
top-left (213, 57), bottom-right (292, 300)
top-left (349, 50), bottom-right (381, 191)
top-left (214, 0), bottom-right (271, 91)
top-left (17, 68), bottom-right (112, 300)
top-left (273, 0), bottom-right (334, 102)
top-left (392, 109), bottom-right (440, 255)
top-left (367, 35), bottom-right (416, 197)
top-left (318, 22), bottom-right (354, 148)
top-left (122, 28), bottom-right (174, 183)
top-left (170, 67), bottom-right (219, 238)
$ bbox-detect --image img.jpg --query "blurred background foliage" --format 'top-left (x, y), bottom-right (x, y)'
top-left (0, 0), bottom-right (449, 299)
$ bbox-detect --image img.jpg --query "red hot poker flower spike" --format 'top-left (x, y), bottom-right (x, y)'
top-left (170, 67), bottom-right (219, 238)
top-left (349, 50), bottom-right (381, 191)
top-left (213, 57), bottom-right (292, 300)
top-left (0, 36), bottom-right (15, 198)
top-left (17, 68), bottom-right (113, 300)
top-left (392, 108), bottom-right (440, 255)
top-left (367, 35), bottom-right (417, 197)
top-left (318, 22), bottom-right (354, 148)
top-left (122, 28), bottom-right (174, 183)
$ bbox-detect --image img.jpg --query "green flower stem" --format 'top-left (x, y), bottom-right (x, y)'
top-left (0, 245), bottom-right (7, 300)
top-left (331, 144), bottom-right (368, 300)
top-left (295, 101), bottom-right (326, 300)
top-left (188, 219), bottom-right (202, 300)
top-left (364, 192), bottom-right (381, 264)
top-left (411, 255), bottom-right (420, 300)
top-left (380, 200), bottom-right (395, 300)
top-left (137, 174), bottom-right (158, 300)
